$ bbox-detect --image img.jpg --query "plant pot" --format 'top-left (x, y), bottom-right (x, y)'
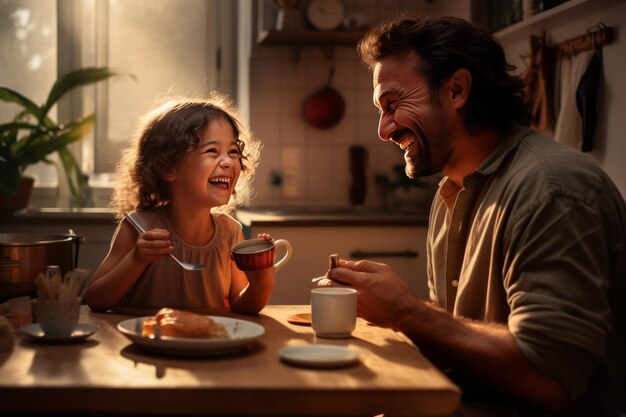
top-left (0, 177), bottom-right (34, 214)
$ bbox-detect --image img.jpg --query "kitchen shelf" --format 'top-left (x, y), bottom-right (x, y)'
top-left (257, 29), bottom-right (368, 46)
top-left (494, 0), bottom-right (623, 43)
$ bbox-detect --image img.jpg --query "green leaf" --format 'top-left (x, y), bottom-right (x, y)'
top-left (0, 87), bottom-right (42, 120)
top-left (0, 125), bottom-right (20, 147)
top-left (0, 122), bottom-right (40, 134)
top-left (58, 147), bottom-right (92, 207)
top-left (13, 115), bottom-right (94, 165)
top-left (57, 147), bottom-right (79, 203)
top-left (41, 67), bottom-right (131, 121)
top-left (0, 122), bottom-right (43, 148)
top-left (11, 128), bottom-right (52, 159)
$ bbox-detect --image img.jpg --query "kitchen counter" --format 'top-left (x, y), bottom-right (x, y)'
top-left (2, 206), bottom-right (429, 227)
top-left (235, 206), bottom-right (429, 227)
top-left (1, 207), bottom-right (118, 225)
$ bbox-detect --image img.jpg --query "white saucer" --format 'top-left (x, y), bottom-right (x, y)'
top-left (278, 344), bottom-right (360, 369)
top-left (20, 322), bottom-right (99, 343)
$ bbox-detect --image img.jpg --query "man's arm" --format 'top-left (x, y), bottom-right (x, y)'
top-left (328, 259), bottom-right (570, 412)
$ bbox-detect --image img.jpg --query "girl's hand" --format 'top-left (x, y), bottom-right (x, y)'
top-left (133, 228), bottom-right (174, 264)
top-left (257, 233), bottom-right (273, 241)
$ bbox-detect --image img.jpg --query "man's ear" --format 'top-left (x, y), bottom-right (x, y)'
top-left (447, 68), bottom-right (471, 110)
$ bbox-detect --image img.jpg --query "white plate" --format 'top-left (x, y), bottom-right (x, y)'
top-left (20, 322), bottom-right (99, 343)
top-left (278, 344), bottom-right (360, 369)
top-left (117, 316), bottom-right (265, 356)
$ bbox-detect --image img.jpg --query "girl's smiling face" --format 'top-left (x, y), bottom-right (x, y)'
top-left (167, 117), bottom-right (242, 209)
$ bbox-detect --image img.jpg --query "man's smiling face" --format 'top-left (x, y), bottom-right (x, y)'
top-left (373, 51), bottom-right (453, 179)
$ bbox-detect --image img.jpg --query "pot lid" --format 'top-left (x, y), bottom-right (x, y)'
top-left (0, 234), bottom-right (75, 246)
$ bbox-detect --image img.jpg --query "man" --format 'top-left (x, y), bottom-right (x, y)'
top-left (323, 17), bottom-right (626, 416)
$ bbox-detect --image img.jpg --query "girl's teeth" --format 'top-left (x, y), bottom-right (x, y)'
top-left (209, 178), bottom-right (230, 188)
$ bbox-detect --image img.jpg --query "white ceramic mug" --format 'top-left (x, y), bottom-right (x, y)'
top-left (35, 297), bottom-right (80, 337)
top-left (310, 287), bottom-right (357, 339)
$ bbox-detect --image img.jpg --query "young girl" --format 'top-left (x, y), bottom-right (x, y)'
top-left (86, 95), bottom-right (273, 315)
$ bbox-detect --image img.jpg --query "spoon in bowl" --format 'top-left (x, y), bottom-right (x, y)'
top-left (124, 215), bottom-right (206, 271)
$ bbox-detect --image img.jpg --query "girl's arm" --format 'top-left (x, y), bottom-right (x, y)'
top-left (228, 233), bottom-right (275, 315)
top-left (85, 219), bottom-right (173, 312)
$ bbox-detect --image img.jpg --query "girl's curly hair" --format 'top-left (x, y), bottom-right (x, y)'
top-left (358, 16), bottom-right (531, 133)
top-left (111, 93), bottom-right (261, 219)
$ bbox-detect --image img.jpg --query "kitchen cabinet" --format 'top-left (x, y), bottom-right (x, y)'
top-left (247, 223), bottom-right (429, 305)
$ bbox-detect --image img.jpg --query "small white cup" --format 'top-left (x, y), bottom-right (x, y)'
top-left (311, 287), bottom-right (357, 339)
top-left (35, 297), bottom-right (80, 337)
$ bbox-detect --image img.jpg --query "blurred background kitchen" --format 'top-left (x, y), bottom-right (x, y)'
top-left (1, 0), bottom-right (625, 304)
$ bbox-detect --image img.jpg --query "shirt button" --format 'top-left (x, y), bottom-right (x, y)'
top-left (451, 279), bottom-right (459, 288)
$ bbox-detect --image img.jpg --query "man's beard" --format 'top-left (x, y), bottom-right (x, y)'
top-left (404, 136), bottom-right (440, 179)
top-left (404, 127), bottom-right (451, 179)
top-left (405, 159), bottom-right (441, 179)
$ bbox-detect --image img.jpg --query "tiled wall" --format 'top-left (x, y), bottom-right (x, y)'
top-left (247, 0), bottom-right (449, 209)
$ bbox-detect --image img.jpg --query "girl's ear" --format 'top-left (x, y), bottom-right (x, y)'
top-left (446, 68), bottom-right (471, 110)
top-left (159, 165), bottom-right (177, 181)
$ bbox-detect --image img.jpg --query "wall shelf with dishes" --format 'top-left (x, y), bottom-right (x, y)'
top-left (255, 0), bottom-right (368, 47)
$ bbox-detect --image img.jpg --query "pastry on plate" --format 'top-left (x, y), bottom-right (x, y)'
top-left (142, 308), bottom-right (229, 339)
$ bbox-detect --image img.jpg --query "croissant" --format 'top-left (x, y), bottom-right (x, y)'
top-left (142, 308), bottom-right (229, 339)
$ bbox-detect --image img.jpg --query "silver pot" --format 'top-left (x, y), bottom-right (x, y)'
top-left (0, 232), bottom-right (83, 299)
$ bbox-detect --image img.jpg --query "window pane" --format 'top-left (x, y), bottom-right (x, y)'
top-left (96, 0), bottom-right (215, 173)
top-left (0, 0), bottom-right (58, 187)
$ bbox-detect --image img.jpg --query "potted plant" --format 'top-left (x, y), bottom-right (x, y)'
top-left (0, 67), bottom-right (122, 211)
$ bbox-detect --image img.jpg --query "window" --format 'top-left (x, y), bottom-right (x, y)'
top-left (0, 0), bottom-right (58, 188)
top-left (1, 0), bottom-right (235, 204)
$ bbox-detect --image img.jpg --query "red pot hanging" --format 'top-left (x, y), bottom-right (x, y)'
top-left (302, 67), bottom-right (345, 129)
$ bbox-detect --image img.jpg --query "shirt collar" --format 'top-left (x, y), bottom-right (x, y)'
top-left (474, 124), bottom-right (534, 176)
top-left (437, 124), bottom-right (533, 198)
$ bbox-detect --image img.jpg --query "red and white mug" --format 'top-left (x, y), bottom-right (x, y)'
top-left (231, 238), bottom-right (292, 272)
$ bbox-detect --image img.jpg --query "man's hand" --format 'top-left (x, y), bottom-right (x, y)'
top-left (326, 258), bottom-right (420, 329)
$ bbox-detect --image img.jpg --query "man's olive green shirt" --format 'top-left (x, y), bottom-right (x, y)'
top-left (428, 125), bottom-right (626, 409)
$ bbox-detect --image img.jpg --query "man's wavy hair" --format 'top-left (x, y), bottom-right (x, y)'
top-left (358, 16), bottom-right (530, 132)
top-left (111, 94), bottom-right (261, 219)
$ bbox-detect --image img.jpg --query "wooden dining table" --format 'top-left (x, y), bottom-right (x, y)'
top-left (0, 305), bottom-right (460, 416)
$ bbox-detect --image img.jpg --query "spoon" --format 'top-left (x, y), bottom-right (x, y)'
top-left (312, 254), bottom-right (339, 283)
top-left (124, 215), bottom-right (206, 271)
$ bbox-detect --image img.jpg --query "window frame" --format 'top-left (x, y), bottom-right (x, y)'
top-left (58, 0), bottom-right (236, 183)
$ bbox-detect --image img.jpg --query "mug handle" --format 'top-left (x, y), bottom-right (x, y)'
top-left (273, 239), bottom-right (293, 272)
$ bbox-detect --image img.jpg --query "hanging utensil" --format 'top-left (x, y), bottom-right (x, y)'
top-left (302, 66), bottom-right (345, 129)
